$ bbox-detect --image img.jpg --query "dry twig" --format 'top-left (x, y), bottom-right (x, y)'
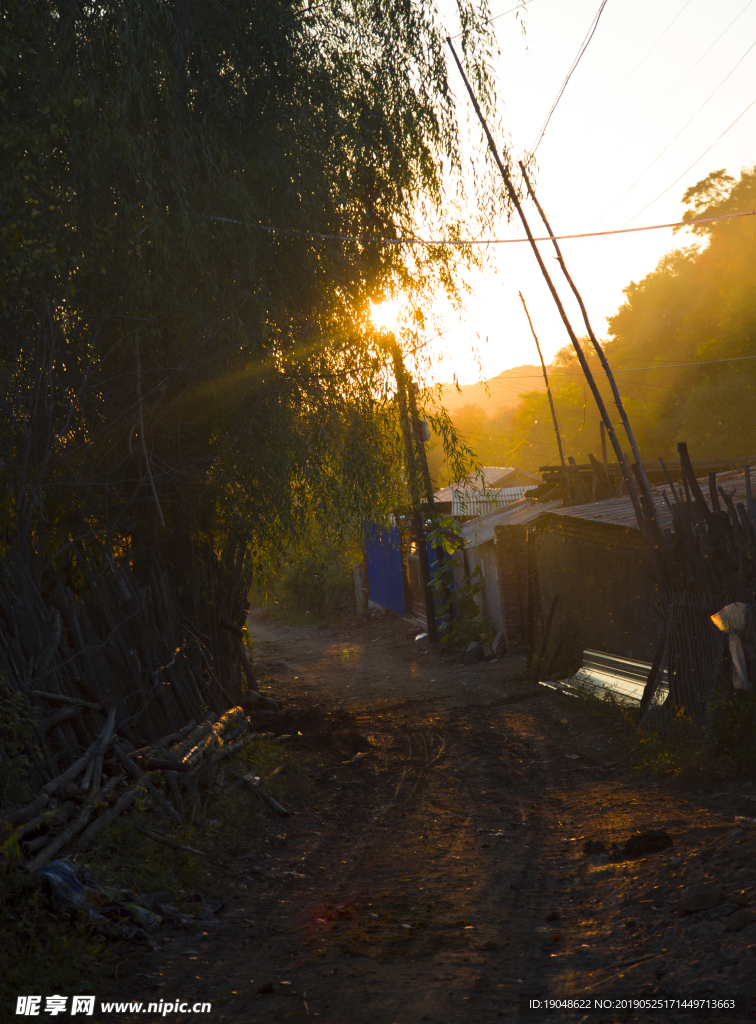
top-left (136, 823), bottom-right (205, 855)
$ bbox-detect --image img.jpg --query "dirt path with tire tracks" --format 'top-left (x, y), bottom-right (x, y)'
top-left (110, 613), bottom-right (756, 1024)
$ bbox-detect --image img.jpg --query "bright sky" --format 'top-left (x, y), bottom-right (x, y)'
top-left (388, 0), bottom-right (756, 386)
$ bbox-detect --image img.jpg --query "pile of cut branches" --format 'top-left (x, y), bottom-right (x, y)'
top-left (3, 702), bottom-right (289, 873)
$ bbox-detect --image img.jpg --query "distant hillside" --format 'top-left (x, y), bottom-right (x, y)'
top-left (439, 364), bottom-right (547, 417)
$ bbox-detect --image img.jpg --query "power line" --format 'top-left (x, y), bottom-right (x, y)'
top-left (564, 0), bottom-right (695, 160)
top-left (591, 37), bottom-right (756, 227)
top-left (528, 0), bottom-right (610, 158)
top-left (567, 354), bottom-right (756, 373)
top-left (488, 0), bottom-right (534, 26)
top-left (489, 353), bottom-right (756, 378)
top-left (624, 96), bottom-right (756, 223)
top-left (448, 0), bottom-right (534, 41)
top-left (578, 0), bottom-right (753, 189)
top-left (211, 205), bottom-right (755, 245)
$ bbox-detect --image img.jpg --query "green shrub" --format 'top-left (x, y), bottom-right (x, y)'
top-left (705, 691), bottom-right (756, 769)
top-left (428, 516), bottom-right (495, 653)
top-left (271, 534), bottom-right (357, 619)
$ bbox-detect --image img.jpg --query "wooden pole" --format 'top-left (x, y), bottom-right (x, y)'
top-left (445, 37), bottom-right (659, 576)
top-left (407, 379), bottom-right (452, 636)
top-left (600, 421), bottom-right (609, 477)
top-left (518, 291), bottom-right (571, 506)
top-left (407, 381), bottom-right (437, 511)
top-left (391, 342), bottom-right (438, 642)
top-left (517, 162), bottom-right (662, 539)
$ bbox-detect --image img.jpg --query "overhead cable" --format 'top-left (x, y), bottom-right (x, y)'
top-left (448, 0), bottom-right (534, 41)
top-left (580, 0), bottom-right (753, 186)
top-left (624, 97), bottom-right (756, 223)
top-left (592, 37), bottom-right (756, 227)
top-left (564, 0), bottom-right (695, 159)
top-left (494, 353), bottom-right (756, 378)
top-left (211, 206), bottom-right (756, 245)
top-left (528, 0), bottom-right (610, 157)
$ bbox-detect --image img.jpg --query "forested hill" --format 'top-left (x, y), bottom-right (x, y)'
top-left (439, 364), bottom-right (547, 417)
top-left (431, 165), bottom-right (756, 479)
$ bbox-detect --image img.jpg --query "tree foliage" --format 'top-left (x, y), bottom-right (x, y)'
top-left (0, 0), bottom-right (500, 598)
top-left (434, 165), bottom-right (756, 477)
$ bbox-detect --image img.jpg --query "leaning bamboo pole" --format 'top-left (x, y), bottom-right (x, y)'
top-left (518, 291), bottom-right (572, 506)
top-left (445, 37), bottom-right (660, 577)
top-left (518, 161), bottom-right (664, 545)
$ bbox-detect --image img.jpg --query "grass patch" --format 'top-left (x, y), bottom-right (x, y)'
top-left (635, 693), bottom-right (756, 784)
top-left (549, 680), bottom-right (756, 786)
top-left (557, 679), bottom-right (641, 739)
top-left (263, 606), bottom-right (344, 628)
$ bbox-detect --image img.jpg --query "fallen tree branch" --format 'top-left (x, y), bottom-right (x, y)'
top-left (31, 690), bottom-right (103, 711)
top-left (18, 801), bottom-right (78, 845)
top-left (142, 758), bottom-right (192, 773)
top-left (223, 722), bottom-right (250, 746)
top-left (15, 710), bottom-right (264, 865)
top-left (126, 720), bottom-right (196, 759)
top-left (145, 778), bottom-right (182, 823)
top-left (88, 708), bottom-right (116, 791)
top-left (198, 725), bottom-right (250, 771)
top-left (112, 743), bottom-right (142, 779)
top-left (17, 808), bottom-right (56, 842)
top-left (28, 777), bottom-right (120, 870)
top-left (136, 823), bottom-right (204, 855)
top-left (233, 772), bottom-right (290, 817)
top-left (180, 708), bottom-right (247, 768)
top-left (42, 715), bottom-right (115, 797)
top-left (4, 793), bottom-right (50, 826)
top-left (75, 773), bottom-right (152, 852)
top-left (42, 707), bottom-right (82, 732)
top-left (170, 716), bottom-right (216, 760)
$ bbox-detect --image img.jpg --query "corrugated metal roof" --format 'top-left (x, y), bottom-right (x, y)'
top-left (461, 497), bottom-right (563, 548)
top-left (548, 469), bottom-right (751, 532)
top-left (487, 467), bottom-right (542, 487)
top-left (451, 486), bottom-right (528, 516)
top-left (434, 466), bottom-right (540, 502)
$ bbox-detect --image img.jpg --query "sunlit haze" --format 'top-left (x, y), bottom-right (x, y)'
top-left (370, 298), bottom-right (403, 335)
top-left (424, 0), bottom-right (756, 386)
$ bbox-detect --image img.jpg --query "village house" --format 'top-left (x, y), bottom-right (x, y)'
top-left (433, 466), bottom-right (542, 516)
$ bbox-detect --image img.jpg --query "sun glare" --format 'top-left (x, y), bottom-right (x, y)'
top-left (370, 298), bottom-right (403, 335)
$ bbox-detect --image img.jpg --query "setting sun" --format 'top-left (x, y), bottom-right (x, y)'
top-left (370, 298), bottom-right (404, 335)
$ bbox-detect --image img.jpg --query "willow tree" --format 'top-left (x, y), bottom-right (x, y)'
top-left (1, 0), bottom-right (502, 634)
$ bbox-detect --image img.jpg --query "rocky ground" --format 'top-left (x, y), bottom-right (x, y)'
top-left (105, 611), bottom-right (756, 1023)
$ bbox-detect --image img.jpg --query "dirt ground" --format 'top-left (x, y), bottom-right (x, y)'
top-left (108, 612), bottom-right (756, 1023)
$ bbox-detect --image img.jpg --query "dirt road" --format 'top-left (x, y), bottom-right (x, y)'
top-left (115, 612), bottom-right (756, 1023)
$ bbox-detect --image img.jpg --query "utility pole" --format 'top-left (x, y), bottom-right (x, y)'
top-left (445, 37), bottom-right (661, 578)
top-left (390, 342), bottom-right (438, 642)
top-left (407, 378), bottom-right (452, 634)
top-left (518, 291), bottom-right (572, 506)
top-left (407, 381), bottom-right (437, 511)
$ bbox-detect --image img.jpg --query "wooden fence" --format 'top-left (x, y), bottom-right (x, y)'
top-left (0, 549), bottom-right (252, 796)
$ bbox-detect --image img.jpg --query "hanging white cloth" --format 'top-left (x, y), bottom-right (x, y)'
top-left (711, 602), bottom-right (751, 691)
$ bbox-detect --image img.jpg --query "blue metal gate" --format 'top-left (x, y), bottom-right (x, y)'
top-left (365, 525), bottom-right (405, 616)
